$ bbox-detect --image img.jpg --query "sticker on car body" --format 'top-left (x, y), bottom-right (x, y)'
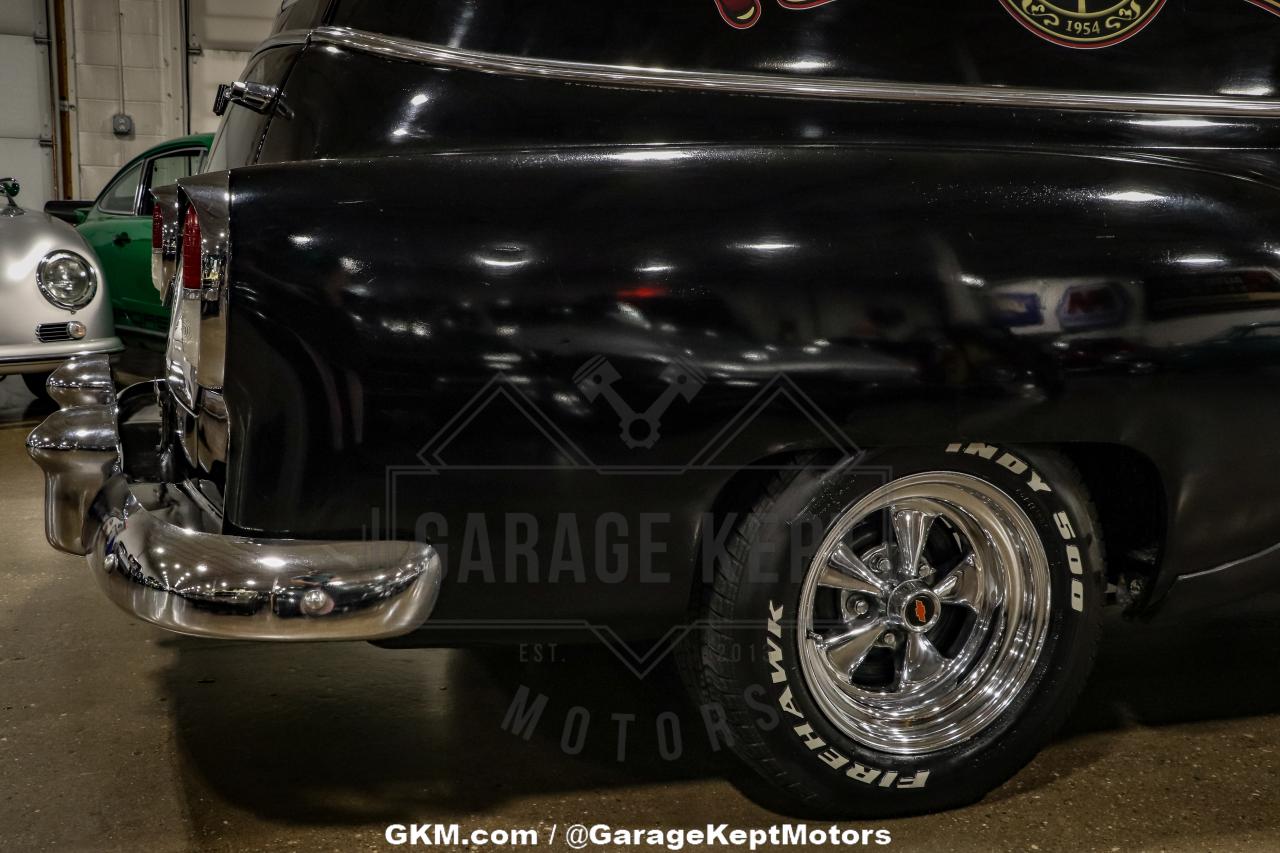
top-left (997, 1), bottom-right (1167, 48)
top-left (713, 0), bottom-right (1178, 48)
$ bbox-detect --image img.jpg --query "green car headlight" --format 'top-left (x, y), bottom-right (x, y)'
top-left (37, 250), bottom-right (97, 310)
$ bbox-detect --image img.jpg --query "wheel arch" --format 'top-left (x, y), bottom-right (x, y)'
top-left (1057, 442), bottom-right (1167, 607)
top-left (694, 441), bottom-right (1168, 612)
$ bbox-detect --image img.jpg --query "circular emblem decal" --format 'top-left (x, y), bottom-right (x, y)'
top-left (998, 0), bottom-right (1167, 48)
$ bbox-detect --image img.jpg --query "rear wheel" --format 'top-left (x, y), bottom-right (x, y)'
top-left (693, 445), bottom-right (1104, 817)
top-left (22, 371), bottom-right (52, 401)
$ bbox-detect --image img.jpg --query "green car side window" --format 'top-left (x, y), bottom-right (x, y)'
top-left (96, 160), bottom-right (144, 216)
top-left (151, 151), bottom-right (201, 187)
top-left (140, 151), bottom-right (204, 216)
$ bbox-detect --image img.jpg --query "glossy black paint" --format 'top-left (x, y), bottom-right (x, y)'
top-left (325, 0), bottom-right (1280, 96)
top-left (200, 1), bottom-right (1280, 635)
top-left (255, 44), bottom-right (1280, 170)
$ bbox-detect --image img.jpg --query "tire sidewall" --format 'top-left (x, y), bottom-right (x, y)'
top-left (721, 444), bottom-right (1104, 815)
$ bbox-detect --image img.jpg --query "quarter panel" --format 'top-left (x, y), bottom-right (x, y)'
top-left (221, 144), bottom-right (1280, 628)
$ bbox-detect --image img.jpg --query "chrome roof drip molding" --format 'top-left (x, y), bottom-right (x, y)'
top-left (308, 25), bottom-right (1280, 119)
top-left (251, 28), bottom-right (312, 55)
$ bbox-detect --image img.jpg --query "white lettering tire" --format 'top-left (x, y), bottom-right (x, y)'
top-left (689, 446), bottom-right (1104, 817)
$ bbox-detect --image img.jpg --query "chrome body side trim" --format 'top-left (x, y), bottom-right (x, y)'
top-left (1176, 539), bottom-right (1280, 582)
top-left (250, 27), bottom-right (311, 57)
top-left (26, 355), bottom-right (444, 641)
top-left (310, 25), bottom-right (1280, 118)
top-left (1152, 536), bottom-right (1280, 622)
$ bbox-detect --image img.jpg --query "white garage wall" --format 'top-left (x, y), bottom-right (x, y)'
top-left (68, 0), bottom-right (186, 198)
top-left (187, 0), bottom-right (276, 134)
top-left (0, 0), bottom-right (55, 209)
top-left (62, 0), bottom-right (274, 200)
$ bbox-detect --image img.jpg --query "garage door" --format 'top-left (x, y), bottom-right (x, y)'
top-left (0, 0), bottom-right (54, 209)
top-left (187, 0), bottom-right (275, 134)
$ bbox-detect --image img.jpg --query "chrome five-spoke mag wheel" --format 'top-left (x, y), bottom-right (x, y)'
top-left (798, 472), bottom-right (1052, 755)
top-left (694, 447), bottom-right (1102, 816)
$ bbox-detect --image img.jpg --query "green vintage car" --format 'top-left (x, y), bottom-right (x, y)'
top-left (75, 135), bottom-right (211, 334)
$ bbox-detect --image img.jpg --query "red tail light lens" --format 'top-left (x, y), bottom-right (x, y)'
top-left (181, 204), bottom-right (201, 290)
top-left (151, 204), bottom-right (163, 250)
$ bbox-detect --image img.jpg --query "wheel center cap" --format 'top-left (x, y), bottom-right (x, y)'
top-left (888, 581), bottom-right (942, 634)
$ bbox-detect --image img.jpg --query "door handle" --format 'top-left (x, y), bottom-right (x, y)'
top-left (213, 81), bottom-right (282, 116)
top-left (113, 232), bottom-right (131, 247)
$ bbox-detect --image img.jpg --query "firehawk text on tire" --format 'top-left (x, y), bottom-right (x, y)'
top-left (695, 446), bottom-right (1104, 817)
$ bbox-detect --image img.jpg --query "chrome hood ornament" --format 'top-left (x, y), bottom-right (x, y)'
top-left (1, 177), bottom-right (24, 217)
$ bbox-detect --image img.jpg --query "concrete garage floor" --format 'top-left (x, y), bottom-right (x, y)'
top-left (2, 364), bottom-right (1279, 852)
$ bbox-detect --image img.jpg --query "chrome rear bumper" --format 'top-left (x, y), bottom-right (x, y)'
top-left (26, 355), bottom-right (442, 641)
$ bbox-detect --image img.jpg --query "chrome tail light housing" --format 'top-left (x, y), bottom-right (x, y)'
top-left (167, 171), bottom-right (232, 473)
top-left (150, 185), bottom-right (181, 302)
top-left (169, 172), bottom-right (232, 396)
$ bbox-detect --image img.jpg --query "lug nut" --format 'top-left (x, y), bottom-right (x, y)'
top-left (875, 558), bottom-right (893, 574)
top-left (882, 631), bottom-right (898, 648)
top-left (848, 598), bottom-right (870, 617)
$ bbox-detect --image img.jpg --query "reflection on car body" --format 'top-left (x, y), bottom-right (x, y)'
top-left (24, 0), bottom-right (1280, 820)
